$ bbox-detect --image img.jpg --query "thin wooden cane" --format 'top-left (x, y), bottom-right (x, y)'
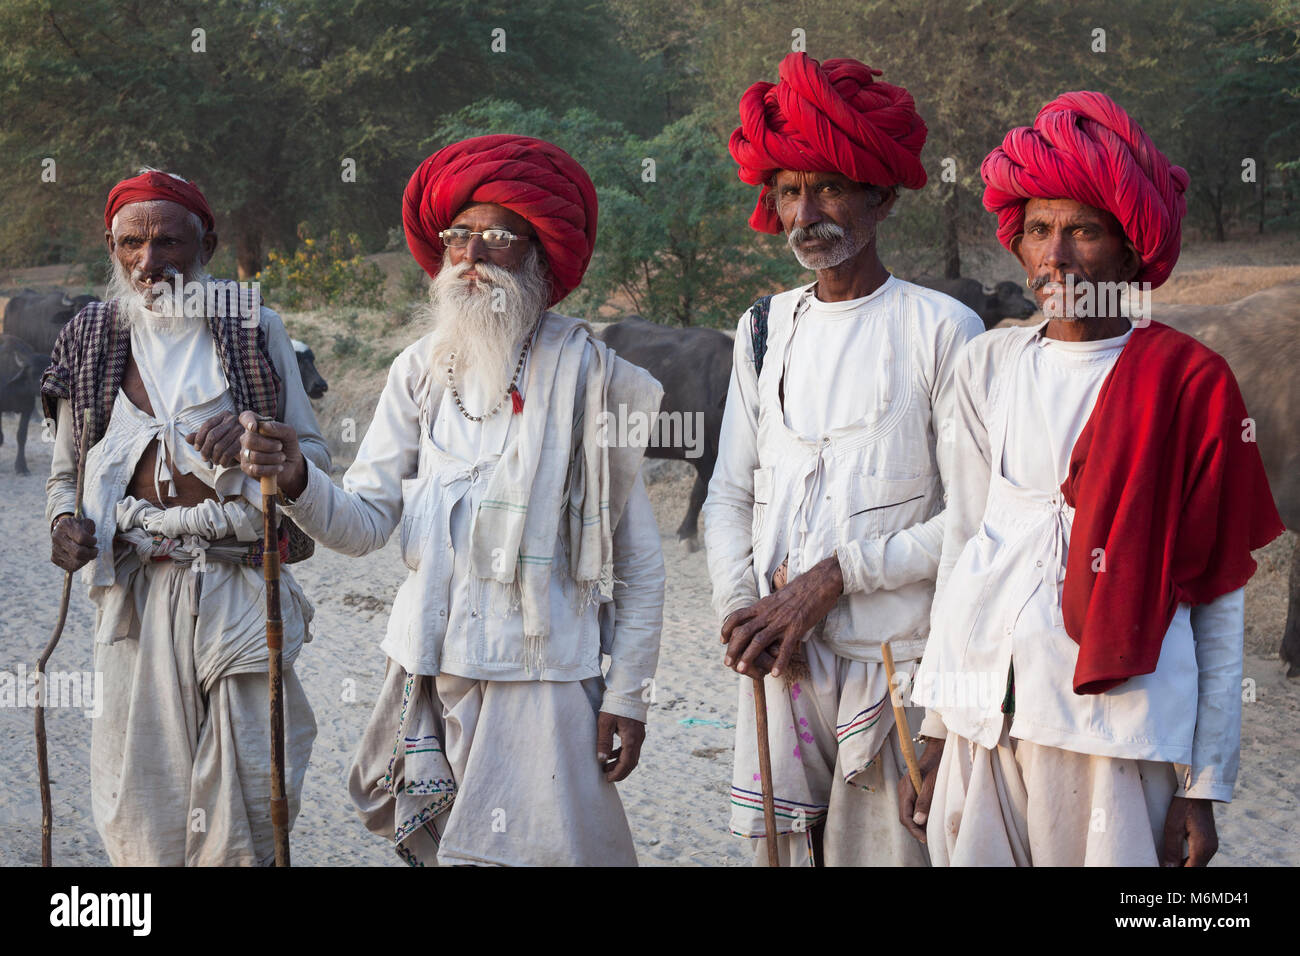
top-left (881, 641), bottom-right (924, 795)
top-left (36, 407), bottom-right (93, 866)
top-left (752, 676), bottom-right (780, 867)
top-left (259, 419), bottom-right (290, 867)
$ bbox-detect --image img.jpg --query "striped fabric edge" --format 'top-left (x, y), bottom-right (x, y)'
top-left (730, 785), bottom-right (828, 830)
top-left (835, 692), bottom-right (889, 744)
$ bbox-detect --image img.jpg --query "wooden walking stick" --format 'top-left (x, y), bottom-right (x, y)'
top-left (752, 676), bottom-right (780, 867)
top-left (36, 407), bottom-right (93, 866)
top-left (881, 640), bottom-right (924, 795)
top-left (258, 417), bottom-right (290, 867)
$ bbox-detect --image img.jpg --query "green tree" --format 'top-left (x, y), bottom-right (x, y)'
top-left (0, 0), bottom-right (659, 274)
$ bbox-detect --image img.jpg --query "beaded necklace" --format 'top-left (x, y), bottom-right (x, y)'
top-left (447, 335), bottom-right (531, 422)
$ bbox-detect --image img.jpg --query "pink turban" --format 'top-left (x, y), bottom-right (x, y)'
top-left (105, 171), bottom-right (215, 233)
top-left (981, 91), bottom-right (1189, 288)
top-left (729, 53), bottom-right (929, 233)
top-left (402, 134), bottom-right (598, 307)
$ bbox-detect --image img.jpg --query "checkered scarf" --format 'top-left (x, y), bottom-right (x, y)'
top-left (41, 286), bottom-right (281, 461)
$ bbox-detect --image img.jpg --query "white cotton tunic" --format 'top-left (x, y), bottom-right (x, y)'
top-left (782, 283), bottom-right (899, 436)
top-left (914, 321), bottom-right (1244, 801)
top-left (704, 277), bottom-right (986, 663)
top-left (280, 327), bottom-right (665, 722)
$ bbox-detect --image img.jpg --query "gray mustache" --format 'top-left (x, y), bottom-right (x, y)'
top-left (788, 222), bottom-right (845, 244)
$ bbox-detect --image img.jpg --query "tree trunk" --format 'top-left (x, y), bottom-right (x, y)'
top-left (943, 187), bottom-right (961, 278)
top-left (1258, 177), bottom-right (1265, 235)
top-left (235, 225), bottom-right (264, 280)
top-left (1207, 185), bottom-right (1225, 242)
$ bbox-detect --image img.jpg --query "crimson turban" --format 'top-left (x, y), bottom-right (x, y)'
top-left (402, 134), bottom-right (598, 307)
top-left (104, 171), bottom-right (215, 233)
top-left (729, 53), bottom-right (929, 234)
top-left (981, 91), bottom-right (1189, 288)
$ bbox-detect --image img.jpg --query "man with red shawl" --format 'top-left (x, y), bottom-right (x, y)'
top-left (42, 168), bottom-right (330, 865)
top-left (909, 92), bottom-right (1284, 865)
top-left (702, 53), bottom-right (983, 866)
top-left (239, 135), bottom-right (666, 866)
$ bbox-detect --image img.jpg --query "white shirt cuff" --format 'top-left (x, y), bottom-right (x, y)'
top-left (599, 691), bottom-right (648, 723)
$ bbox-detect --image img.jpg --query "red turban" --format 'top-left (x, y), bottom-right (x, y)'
top-left (402, 134), bottom-right (598, 307)
top-left (729, 53), bottom-right (929, 233)
top-left (104, 171), bottom-right (215, 233)
top-left (981, 91), bottom-right (1189, 288)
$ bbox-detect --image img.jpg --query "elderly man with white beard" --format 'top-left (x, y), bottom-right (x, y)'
top-left (41, 169), bottom-right (329, 865)
top-left (703, 54), bottom-right (983, 866)
top-left (237, 135), bottom-right (666, 866)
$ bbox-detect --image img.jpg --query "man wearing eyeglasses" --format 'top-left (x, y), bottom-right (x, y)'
top-left (702, 54), bottom-right (983, 865)
top-left (237, 134), bottom-right (666, 866)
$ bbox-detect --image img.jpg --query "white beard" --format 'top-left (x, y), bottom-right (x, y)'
top-left (418, 246), bottom-right (551, 400)
top-left (787, 220), bottom-right (870, 270)
top-left (105, 256), bottom-right (210, 332)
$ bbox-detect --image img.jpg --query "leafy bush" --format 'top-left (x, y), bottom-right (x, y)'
top-left (398, 261), bottom-right (428, 303)
top-left (258, 225), bottom-right (386, 309)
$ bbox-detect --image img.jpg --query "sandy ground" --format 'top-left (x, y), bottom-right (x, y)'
top-left (0, 436), bottom-right (1296, 867)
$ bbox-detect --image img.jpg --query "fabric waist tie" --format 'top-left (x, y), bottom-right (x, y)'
top-left (114, 527), bottom-right (267, 566)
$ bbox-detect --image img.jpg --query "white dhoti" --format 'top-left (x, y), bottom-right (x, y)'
top-left (927, 721), bottom-right (1178, 866)
top-left (90, 548), bottom-right (316, 866)
top-left (730, 639), bottom-right (929, 867)
top-left (349, 660), bottom-right (638, 867)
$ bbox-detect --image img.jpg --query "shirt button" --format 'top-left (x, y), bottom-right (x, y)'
top-left (1035, 560), bottom-right (1043, 568)
top-left (438, 609), bottom-right (446, 617)
top-left (471, 610), bottom-right (478, 618)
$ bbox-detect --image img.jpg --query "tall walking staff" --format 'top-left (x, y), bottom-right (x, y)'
top-left (752, 676), bottom-right (780, 867)
top-left (36, 408), bottom-right (92, 866)
top-left (258, 416), bottom-right (290, 866)
top-left (881, 641), bottom-right (925, 795)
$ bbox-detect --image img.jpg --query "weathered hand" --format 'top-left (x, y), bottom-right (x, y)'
top-left (898, 734), bottom-right (945, 845)
top-left (50, 514), bottom-right (97, 572)
top-left (1161, 796), bottom-right (1218, 866)
top-left (236, 410), bottom-right (306, 497)
top-left (720, 555), bottom-right (843, 678)
top-left (596, 711), bottom-right (645, 782)
top-left (186, 411), bottom-right (244, 468)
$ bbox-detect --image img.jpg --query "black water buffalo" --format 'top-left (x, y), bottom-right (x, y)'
top-left (598, 316), bottom-right (732, 550)
top-left (914, 276), bottom-right (1036, 330)
top-left (2, 290), bottom-right (98, 354)
top-left (0, 334), bottom-right (47, 475)
top-left (291, 339), bottom-right (328, 399)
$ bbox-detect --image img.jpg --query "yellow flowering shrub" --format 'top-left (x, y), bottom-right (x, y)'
top-left (258, 224), bottom-right (385, 308)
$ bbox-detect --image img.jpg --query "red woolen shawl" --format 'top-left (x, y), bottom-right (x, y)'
top-left (1060, 321), bottom-right (1284, 693)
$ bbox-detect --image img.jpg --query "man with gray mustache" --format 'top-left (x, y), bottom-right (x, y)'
top-left (702, 53), bottom-right (982, 866)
